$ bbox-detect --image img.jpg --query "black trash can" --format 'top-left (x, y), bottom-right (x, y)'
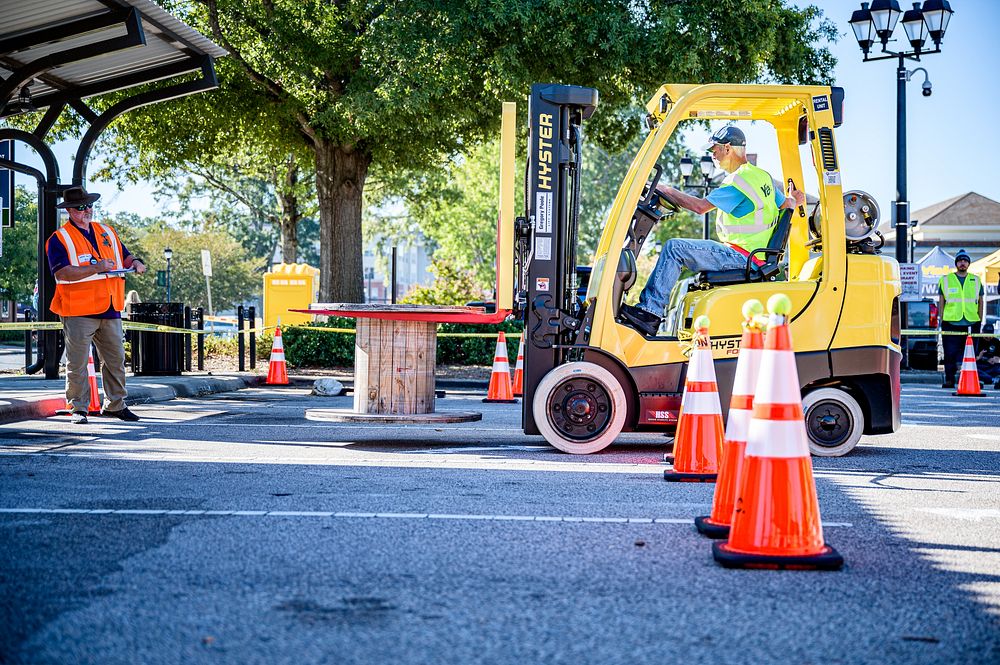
top-left (129, 302), bottom-right (185, 376)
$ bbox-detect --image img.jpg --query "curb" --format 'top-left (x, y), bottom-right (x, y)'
top-left (0, 375), bottom-right (264, 425)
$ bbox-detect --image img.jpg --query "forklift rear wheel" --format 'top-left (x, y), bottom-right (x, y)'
top-left (533, 362), bottom-right (627, 454)
top-left (802, 387), bottom-right (864, 457)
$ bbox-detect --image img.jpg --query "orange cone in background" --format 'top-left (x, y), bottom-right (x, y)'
top-left (483, 331), bottom-right (517, 403)
top-left (695, 300), bottom-right (765, 538)
top-left (713, 294), bottom-right (843, 570)
top-left (953, 335), bottom-right (983, 396)
top-left (664, 315), bottom-right (724, 482)
top-left (86, 350), bottom-right (102, 415)
top-left (266, 326), bottom-right (289, 385)
top-left (511, 335), bottom-right (525, 397)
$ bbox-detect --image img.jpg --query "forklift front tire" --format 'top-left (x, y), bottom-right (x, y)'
top-left (533, 362), bottom-right (628, 455)
top-left (802, 387), bottom-right (864, 457)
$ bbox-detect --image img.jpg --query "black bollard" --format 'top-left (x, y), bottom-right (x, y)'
top-left (237, 305), bottom-right (245, 372)
top-left (197, 307), bottom-right (205, 371)
top-left (184, 306), bottom-right (192, 372)
top-left (248, 305), bottom-right (256, 370)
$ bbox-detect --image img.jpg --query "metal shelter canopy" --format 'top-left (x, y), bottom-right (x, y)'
top-left (0, 0), bottom-right (225, 380)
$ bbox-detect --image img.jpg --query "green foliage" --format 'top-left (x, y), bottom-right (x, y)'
top-left (159, 169), bottom-right (288, 259)
top-left (277, 317), bottom-right (522, 367)
top-left (402, 261), bottom-right (489, 307)
top-left (108, 214), bottom-right (264, 311)
top-left (0, 187), bottom-right (39, 304)
top-left (281, 318), bottom-right (357, 367)
top-left (68, 0), bottom-right (835, 304)
top-left (436, 321), bottom-right (523, 366)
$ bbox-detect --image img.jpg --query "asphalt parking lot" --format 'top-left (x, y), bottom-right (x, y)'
top-left (1, 384), bottom-right (999, 664)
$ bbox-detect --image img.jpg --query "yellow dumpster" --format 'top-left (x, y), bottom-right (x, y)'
top-left (263, 263), bottom-right (320, 329)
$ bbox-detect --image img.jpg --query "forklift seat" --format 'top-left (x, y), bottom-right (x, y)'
top-left (695, 208), bottom-right (793, 287)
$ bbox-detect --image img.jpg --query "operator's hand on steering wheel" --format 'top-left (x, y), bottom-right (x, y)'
top-left (652, 185), bottom-right (681, 213)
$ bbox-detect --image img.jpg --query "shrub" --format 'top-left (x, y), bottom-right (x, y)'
top-left (281, 317), bottom-right (356, 367)
top-left (278, 317), bottom-right (524, 368)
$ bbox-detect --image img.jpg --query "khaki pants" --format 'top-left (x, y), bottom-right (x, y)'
top-left (62, 316), bottom-right (127, 413)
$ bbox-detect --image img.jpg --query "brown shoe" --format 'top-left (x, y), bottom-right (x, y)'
top-left (103, 407), bottom-right (140, 422)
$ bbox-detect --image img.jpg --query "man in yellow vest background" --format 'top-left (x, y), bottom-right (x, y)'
top-left (45, 186), bottom-right (146, 424)
top-left (619, 126), bottom-right (805, 336)
top-left (938, 248), bottom-right (984, 388)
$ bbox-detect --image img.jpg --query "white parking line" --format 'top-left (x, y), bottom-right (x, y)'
top-left (0, 507), bottom-right (853, 527)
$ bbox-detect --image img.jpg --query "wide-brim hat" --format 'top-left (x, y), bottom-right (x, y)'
top-left (56, 186), bottom-right (101, 209)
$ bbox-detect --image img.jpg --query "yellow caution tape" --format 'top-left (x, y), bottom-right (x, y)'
top-left (900, 329), bottom-right (997, 337)
top-left (438, 331), bottom-right (522, 339)
top-left (0, 321), bottom-right (276, 335)
top-left (286, 325), bottom-right (522, 339)
top-left (288, 326), bottom-right (355, 334)
top-left (0, 321), bottom-right (65, 331)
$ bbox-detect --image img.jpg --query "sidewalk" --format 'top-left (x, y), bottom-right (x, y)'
top-left (0, 372), bottom-right (265, 425)
top-left (0, 362), bottom-right (959, 426)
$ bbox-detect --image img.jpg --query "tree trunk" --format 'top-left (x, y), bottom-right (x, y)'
top-left (277, 163), bottom-right (299, 263)
top-left (314, 138), bottom-right (369, 303)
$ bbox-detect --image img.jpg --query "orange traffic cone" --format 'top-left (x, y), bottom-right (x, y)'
top-left (511, 335), bottom-right (525, 397)
top-left (483, 331), bottom-right (517, 403)
top-left (664, 315), bottom-right (724, 482)
top-left (953, 335), bottom-right (983, 396)
top-left (86, 350), bottom-right (102, 415)
top-left (713, 294), bottom-right (843, 570)
top-left (266, 326), bottom-right (289, 385)
top-left (696, 300), bottom-right (765, 537)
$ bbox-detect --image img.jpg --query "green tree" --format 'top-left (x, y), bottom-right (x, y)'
top-left (368, 124), bottom-right (704, 301)
top-left (402, 260), bottom-right (489, 306)
top-left (109, 216), bottom-right (263, 311)
top-left (0, 187), bottom-right (39, 305)
top-left (91, 0), bottom-right (834, 305)
top-left (156, 156), bottom-right (319, 264)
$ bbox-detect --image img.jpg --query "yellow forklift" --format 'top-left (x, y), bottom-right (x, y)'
top-left (508, 83), bottom-right (901, 457)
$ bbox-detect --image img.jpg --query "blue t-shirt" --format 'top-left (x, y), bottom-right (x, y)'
top-left (707, 183), bottom-right (786, 218)
top-left (47, 223), bottom-right (132, 319)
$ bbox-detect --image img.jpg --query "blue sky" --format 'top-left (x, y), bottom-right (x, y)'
top-left (37, 0), bottom-right (1000, 221)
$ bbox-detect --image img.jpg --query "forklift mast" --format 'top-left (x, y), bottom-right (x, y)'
top-left (517, 83), bottom-right (599, 434)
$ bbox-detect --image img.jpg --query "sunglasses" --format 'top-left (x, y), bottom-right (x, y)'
top-left (73, 204), bottom-right (94, 211)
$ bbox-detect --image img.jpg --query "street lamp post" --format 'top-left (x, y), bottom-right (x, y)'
top-left (680, 155), bottom-right (717, 240)
top-left (850, 0), bottom-right (953, 371)
top-left (849, 0), bottom-right (954, 266)
top-left (163, 246), bottom-right (173, 303)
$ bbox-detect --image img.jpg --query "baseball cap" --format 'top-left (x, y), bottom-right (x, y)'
top-left (700, 126), bottom-right (746, 152)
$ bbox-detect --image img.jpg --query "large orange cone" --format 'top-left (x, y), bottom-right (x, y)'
top-left (86, 350), bottom-right (102, 415)
top-left (953, 335), bottom-right (982, 396)
top-left (511, 335), bottom-right (525, 397)
top-left (483, 331), bottom-right (517, 403)
top-left (664, 315), bottom-right (724, 482)
top-left (696, 300), bottom-right (765, 537)
top-left (266, 326), bottom-right (289, 385)
top-left (713, 294), bottom-right (843, 570)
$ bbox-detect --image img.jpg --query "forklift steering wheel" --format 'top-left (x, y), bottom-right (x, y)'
top-left (640, 163), bottom-right (680, 215)
top-left (655, 192), bottom-right (681, 214)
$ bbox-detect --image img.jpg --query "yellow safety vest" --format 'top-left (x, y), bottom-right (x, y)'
top-left (715, 163), bottom-right (780, 252)
top-left (938, 272), bottom-right (980, 323)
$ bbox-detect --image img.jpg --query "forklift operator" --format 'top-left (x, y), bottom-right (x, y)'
top-left (619, 126), bottom-right (806, 337)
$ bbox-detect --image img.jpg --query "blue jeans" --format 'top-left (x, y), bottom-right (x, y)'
top-left (637, 238), bottom-right (746, 316)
